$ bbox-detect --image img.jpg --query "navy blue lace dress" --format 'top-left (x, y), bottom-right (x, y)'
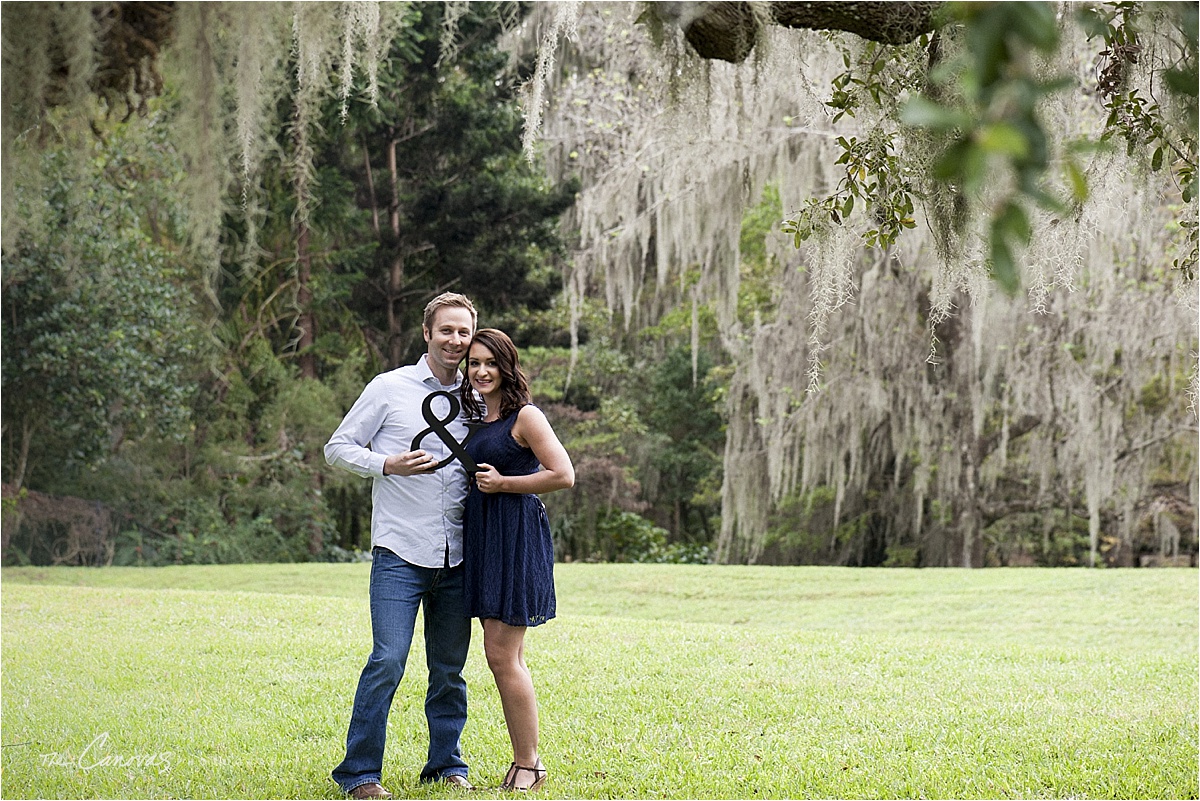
top-left (462, 407), bottom-right (556, 627)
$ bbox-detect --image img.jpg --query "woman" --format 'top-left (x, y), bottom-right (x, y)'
top-left (459, 328), bottom-right (575, 792)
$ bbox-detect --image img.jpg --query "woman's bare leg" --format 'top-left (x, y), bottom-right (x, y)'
top-left (482, 618), bottom-right (542, 787)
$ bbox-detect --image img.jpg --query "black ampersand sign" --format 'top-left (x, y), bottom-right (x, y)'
top-left (410, 391), bottom-right (482, 474)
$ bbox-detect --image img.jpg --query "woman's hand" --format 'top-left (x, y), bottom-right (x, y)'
top-left (473, 463), bottom-right (505, 494)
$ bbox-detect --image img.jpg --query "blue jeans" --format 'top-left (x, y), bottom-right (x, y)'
top-left (332, 548), bottom-right (472, 793)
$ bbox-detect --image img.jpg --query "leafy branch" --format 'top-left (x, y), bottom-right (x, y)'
top-left (782, 129), bottom-right (918, 250)
top-left (1084, 1), bottom-right (1197, 280)
top-left (783, 39), bottom-right (924, 252)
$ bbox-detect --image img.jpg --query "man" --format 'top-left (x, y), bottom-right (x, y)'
top-left (325, 292), bottom-right (478, 799)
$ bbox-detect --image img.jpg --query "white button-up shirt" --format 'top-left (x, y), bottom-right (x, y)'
top-left (324, 354), bottom-right (471, 568)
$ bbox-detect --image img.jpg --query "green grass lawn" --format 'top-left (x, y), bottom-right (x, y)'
top-left (1, 564), bottom-right (1196, 799)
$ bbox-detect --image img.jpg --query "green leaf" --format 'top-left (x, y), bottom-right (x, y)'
top-left (960, 145), bottom-right (989, 196)
top-left (843, 195), bottom-right (854, 217)
top-left (998, 201), bottom-right (1032, 245)
top-left (977, 123), bottom-right (1030, 158)
top-left (1165, 67), bottom-right (1200, 98)
top-left (933, 139), bottom-right (971, 182)
top-left (900, 97), bottom-right (969, 131)
top-left (1010, 1), bottom-right (1059, 51)
top-left (1075, 6), bottom-right (1111, 38)
top-left (1151, 146), bottom-right (1164, 172)
top-left (1065, 159), bottom-right (1089, 203)
top-left (1026, 186), bottom-right (1069, 215)
top-left (989, 238), bottom-right (1020, 295)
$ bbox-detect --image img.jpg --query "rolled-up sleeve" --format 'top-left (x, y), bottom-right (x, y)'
top-left (325, 377), bottom-right (390, 478)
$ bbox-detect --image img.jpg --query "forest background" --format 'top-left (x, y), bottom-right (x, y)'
top-left (1, 1), bottom-right (1197, 570)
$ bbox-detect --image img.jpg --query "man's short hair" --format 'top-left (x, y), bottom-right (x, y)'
top-left (423, 292), bottom-right (477, 332)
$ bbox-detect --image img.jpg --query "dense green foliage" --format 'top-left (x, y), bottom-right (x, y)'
top-left (1, 2), bottom-right (1195, 568)
top-left (2, 115), bottom-right (201, 488)
top-left (788, 1), bottom-right (1198, 289)
top-left (325, 4), bottom-right (577, 364)
top-left (0, 3), bottom-right (704, 568)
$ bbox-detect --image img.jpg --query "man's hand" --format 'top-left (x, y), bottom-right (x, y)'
top-left (383, 450), bottom-right (438, 476)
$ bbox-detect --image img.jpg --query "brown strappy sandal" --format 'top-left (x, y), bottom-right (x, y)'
top-left (500, 761), bottom-right (547, 792)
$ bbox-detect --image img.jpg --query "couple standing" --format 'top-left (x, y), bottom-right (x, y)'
top-left (324, 293), bottom-right (575, 798)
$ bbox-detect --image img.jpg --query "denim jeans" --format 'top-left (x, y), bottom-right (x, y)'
top-left (331, 548), bottom-right (472, 793)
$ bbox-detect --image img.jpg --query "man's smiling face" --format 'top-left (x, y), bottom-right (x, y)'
top-left (423, 307), bottom-right (475, 381)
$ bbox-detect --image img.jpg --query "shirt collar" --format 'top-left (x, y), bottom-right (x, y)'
top-left (416, 353), bottom-right (463, 389)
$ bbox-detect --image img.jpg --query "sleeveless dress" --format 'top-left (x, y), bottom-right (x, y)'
top-left (462, 407), bottom-right (556, 627)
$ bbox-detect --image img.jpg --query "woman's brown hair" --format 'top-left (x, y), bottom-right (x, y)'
top-left (460, 328), bottom-right (531, 422)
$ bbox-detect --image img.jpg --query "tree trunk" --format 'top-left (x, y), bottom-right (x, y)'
top-left (655, 1), bottom-right (944, 63)
top-left (957, 297), bottom-right (983, 568)
top-left (1086, 460), bottom-right (1101, 568)
top-left (11, 419), bottom-right (32, 493)
top-left (959, 439), bottom-right (980, 568)
top-left (295, 221), bottom-right (322, 556)
top-left (770, 1), bottom-right (942, 45)
top-left (309, 471), bottom-right (325, 558)
top-left (386, 135), bottom-right (405, 369)
top-left (363, 134), bottom-right (381, 237)
top-left (296, 222), bottom-right (316, 380)
top-left (387, 250), bottom-right (405, 369)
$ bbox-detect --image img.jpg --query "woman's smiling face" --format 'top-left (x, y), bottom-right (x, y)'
top-left (467, 342), bottom-right (502, 399)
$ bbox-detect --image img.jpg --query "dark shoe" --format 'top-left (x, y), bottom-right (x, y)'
top-left (349, 783), bottom-right (393, 800)
top-left (500, 762), bottom-right (547, 792)
top-left (442, 774), bottom-right (475, 790)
